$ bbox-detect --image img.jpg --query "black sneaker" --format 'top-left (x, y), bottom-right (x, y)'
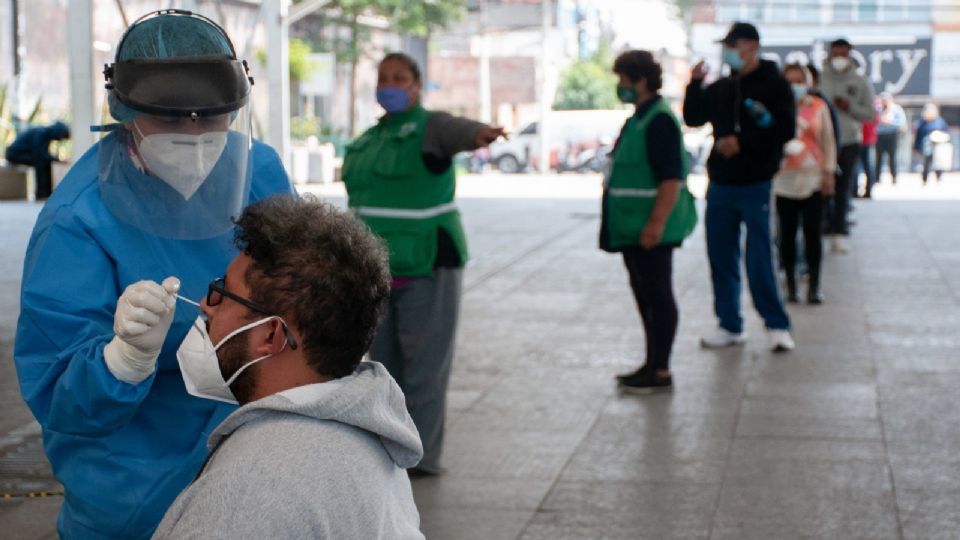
top-left (618, 371), bottom-right (673, 394)
top-left (615, 366), bottom-right (645, 382)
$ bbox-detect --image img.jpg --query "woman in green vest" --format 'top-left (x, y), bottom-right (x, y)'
top-left (342, 53), bottom-right (504, 475)
top-left (601, 50), bottom-right (698, 393)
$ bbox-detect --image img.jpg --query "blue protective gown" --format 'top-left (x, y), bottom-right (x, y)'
top-left (14, 139), bottom-right (294, 539)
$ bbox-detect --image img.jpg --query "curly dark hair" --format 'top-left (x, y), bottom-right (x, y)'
top-left (234, 195), bottom-right (391, 378)
top-left (612, 50), bottom-right (663, 93)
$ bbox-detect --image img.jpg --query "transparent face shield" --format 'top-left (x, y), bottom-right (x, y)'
top-left (97, 47), bottom-right (255, 240)
top-left (98, 106), bottom-right (252, 240)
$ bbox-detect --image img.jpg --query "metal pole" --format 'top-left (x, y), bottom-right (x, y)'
top-left (113, 0), bottom-right (129, 27)
top-left (11, 0), bottom-right (22, 127)
top-left (11, 0), bottom-right (20, 77)
top-left (67, 0), bottom-right (96, 156)
top-left (264, 0), bottom-right (291, 171)
top-left (537, 0), bottom-right (551, 174)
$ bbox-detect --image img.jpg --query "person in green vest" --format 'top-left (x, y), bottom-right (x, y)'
top-left (342, 52), bottom-right (505, 475)
top-left (601, 50), bottom-right (698, 393)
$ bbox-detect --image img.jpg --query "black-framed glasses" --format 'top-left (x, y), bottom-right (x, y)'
top-left (207, 277), bottom-right (298, 349)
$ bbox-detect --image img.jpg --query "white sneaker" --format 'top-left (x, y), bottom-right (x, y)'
top-left (768, 329), bottom-right (795, 353)
top-left (830, 236), bottom-right (849, 254)
top-left (700, 327), bottom-right (747, 349)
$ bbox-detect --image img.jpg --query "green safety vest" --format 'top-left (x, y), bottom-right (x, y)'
top-left (605, 99), bottom-right (698, 249)
top-left (342, 105), bottom-right (468, 277)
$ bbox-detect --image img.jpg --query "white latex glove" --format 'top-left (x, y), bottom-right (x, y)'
top-left (103, 277), bottom-right (180, 384)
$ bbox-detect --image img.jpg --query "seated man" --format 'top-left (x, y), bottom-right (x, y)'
top-left (4, 120), bottom-right (70, 199)
top-left (153, 194), bottom-right (425, 539)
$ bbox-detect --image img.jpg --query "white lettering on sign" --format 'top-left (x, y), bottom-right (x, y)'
top-left (759, 39), bottom-right (931, 96)
top-left (869, 50), bottom-right (894, 83)
top-left (888, 49), bottom-right (928, 94)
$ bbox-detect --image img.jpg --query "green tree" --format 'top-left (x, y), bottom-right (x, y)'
top-left (256, 38), bottom-right (316, 83)
top-left (554, 59), bottom-right (619, 110)
top-left (297, 0), bottom-right (466, 134)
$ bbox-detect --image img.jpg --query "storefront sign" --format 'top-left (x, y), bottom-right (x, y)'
top-left (762, 39), bottom-right (931, 96)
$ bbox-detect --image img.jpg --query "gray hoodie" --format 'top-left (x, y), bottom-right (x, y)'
top-left (152, 362), bottom-right (425, 540)
top-left (820, 60), bottom-right (876, 147)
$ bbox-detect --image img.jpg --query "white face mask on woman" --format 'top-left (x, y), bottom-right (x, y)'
top-left (176, 315), bottom-right (286, 404)
top-left (133, 121), bottom-right (227, 200)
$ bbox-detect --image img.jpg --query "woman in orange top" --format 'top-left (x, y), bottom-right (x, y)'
top-left (774, 63), bottom-right (837, 304)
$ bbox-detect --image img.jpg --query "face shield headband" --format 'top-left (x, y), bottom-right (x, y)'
top-left (103, 9), bottom-right (254, 119)
top-left (105, 56), bottom-right (253, 118)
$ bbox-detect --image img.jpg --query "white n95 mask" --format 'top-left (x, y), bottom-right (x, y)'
top-left (133, 122), bottom-right (227, 200)
top-left (830, 57), bottom-right (851, 73)
top-left (176, 316), bottom-right (285, 404)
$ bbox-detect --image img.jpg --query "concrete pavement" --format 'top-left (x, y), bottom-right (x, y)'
top-left (1, 172), bottom-right (958, 539)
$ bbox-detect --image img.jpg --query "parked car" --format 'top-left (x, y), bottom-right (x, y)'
top-left (490, 110), bottom-right (631, 173)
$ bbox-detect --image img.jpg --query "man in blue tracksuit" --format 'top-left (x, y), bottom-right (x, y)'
top-left (4, 121), bottom-right (70, 199)
top-left (683, 22), bottom-right (796, 352)
top-left (14, 11), bottom-right (293, 539)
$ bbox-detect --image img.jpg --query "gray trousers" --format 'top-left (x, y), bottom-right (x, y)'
top-left (370, 267), bottom-right (463, 472)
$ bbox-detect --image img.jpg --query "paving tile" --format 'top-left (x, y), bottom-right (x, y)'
top-left (897, 488), bottom-right (960, 540)
top-left (558, 430), bottom-right (730, 484)
top-left (739, 394), bottom-right (879, 420)
top-left (412, 477), bottom-right (553, 511)
top-left (727, 438), bottom-right (888, 463)
top-left (723, 458), bottom-right (893, 491)
top-left (418, 508), bottom-right (533, 540)
top-left (711, 483), bottom-right (900, 540)
top-left (0, 499), bottom-right (62, 540)
top-left (518, 481), bottom-right (718, 540)
top-left (735, 413), bottom-right (883, 440)
top-left (441, 428), bottom-right (585, 482)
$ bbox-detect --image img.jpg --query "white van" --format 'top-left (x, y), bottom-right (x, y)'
top-left (489, 109), bottom-right (632, 173)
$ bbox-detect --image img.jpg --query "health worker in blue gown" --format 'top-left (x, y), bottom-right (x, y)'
top-left (13, 10), bottom-right (293, 539)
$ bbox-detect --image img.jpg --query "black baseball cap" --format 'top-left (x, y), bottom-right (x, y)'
top-left (718, 22), bottom-right (760, 45)
top-left (829, 38), bottom-right (854, 49)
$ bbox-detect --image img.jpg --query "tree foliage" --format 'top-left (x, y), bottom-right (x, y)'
top-left (553, 55), bottom-right (619, 111)
top-left (256, 38), bottom-right (317, 83)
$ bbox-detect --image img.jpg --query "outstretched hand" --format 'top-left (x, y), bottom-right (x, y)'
top-left (474, 126), bottom-right (506, 148)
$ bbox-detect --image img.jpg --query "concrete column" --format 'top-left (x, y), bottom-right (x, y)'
top-left (478, 0), bottom-right (492, 123)
top-left (264, 0), bottom-right (291, 171)
top-left (537, 0), bottom-right (551, 173)
top-left (67, 0), bottom-right (96, 157)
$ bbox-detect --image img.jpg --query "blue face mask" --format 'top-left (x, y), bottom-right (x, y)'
top-left (791, 84), bottom-right (809, 102)
top-left (722, 48), bottom-right (744, 72)
top-left (376, 87), bottom-right (410, 114)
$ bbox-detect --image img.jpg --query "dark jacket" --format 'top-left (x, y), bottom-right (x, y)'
top-left (4, 121), bottom-right (70, 165)
top-left (913, 117), bottom-right (949, 154)
top-left (683, 59), bottom-right (795, 186)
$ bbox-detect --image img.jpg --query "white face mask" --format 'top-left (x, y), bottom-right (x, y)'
top-left (830, 57), bottom-right (851, 72)
top-left (133, 121), bottom-right (227, 200)
top-left (176, 315), bottom-right (286, 405)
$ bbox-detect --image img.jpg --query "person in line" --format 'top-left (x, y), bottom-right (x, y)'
top-left (342, 52), bottom-right (505, 476)
top-left (775, 64), bottom-right (836, 305)
top-left (819, 38), bottom-right (876, 253)
top-left (914, 103), bottom-right (950, 185)
top-left (14, 11), bottom-right (293, 539)
top-left (3, 120), bottom-right (70, 200)
top-left (601, 50), bottom-right (697, 393)
top-left (807, 64), bottom-right (842, 159)
top-left (683, 22), bottom-right (796, 352)
top-left (857, 100), bottom-right (879, 198)
top-left (875, 92), bottom-right (907, 186)
top-left (153, 195), bottom-right (424, 539)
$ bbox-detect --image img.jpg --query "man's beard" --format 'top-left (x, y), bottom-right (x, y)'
top-left (218, 333), bottom-right (259, 405)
